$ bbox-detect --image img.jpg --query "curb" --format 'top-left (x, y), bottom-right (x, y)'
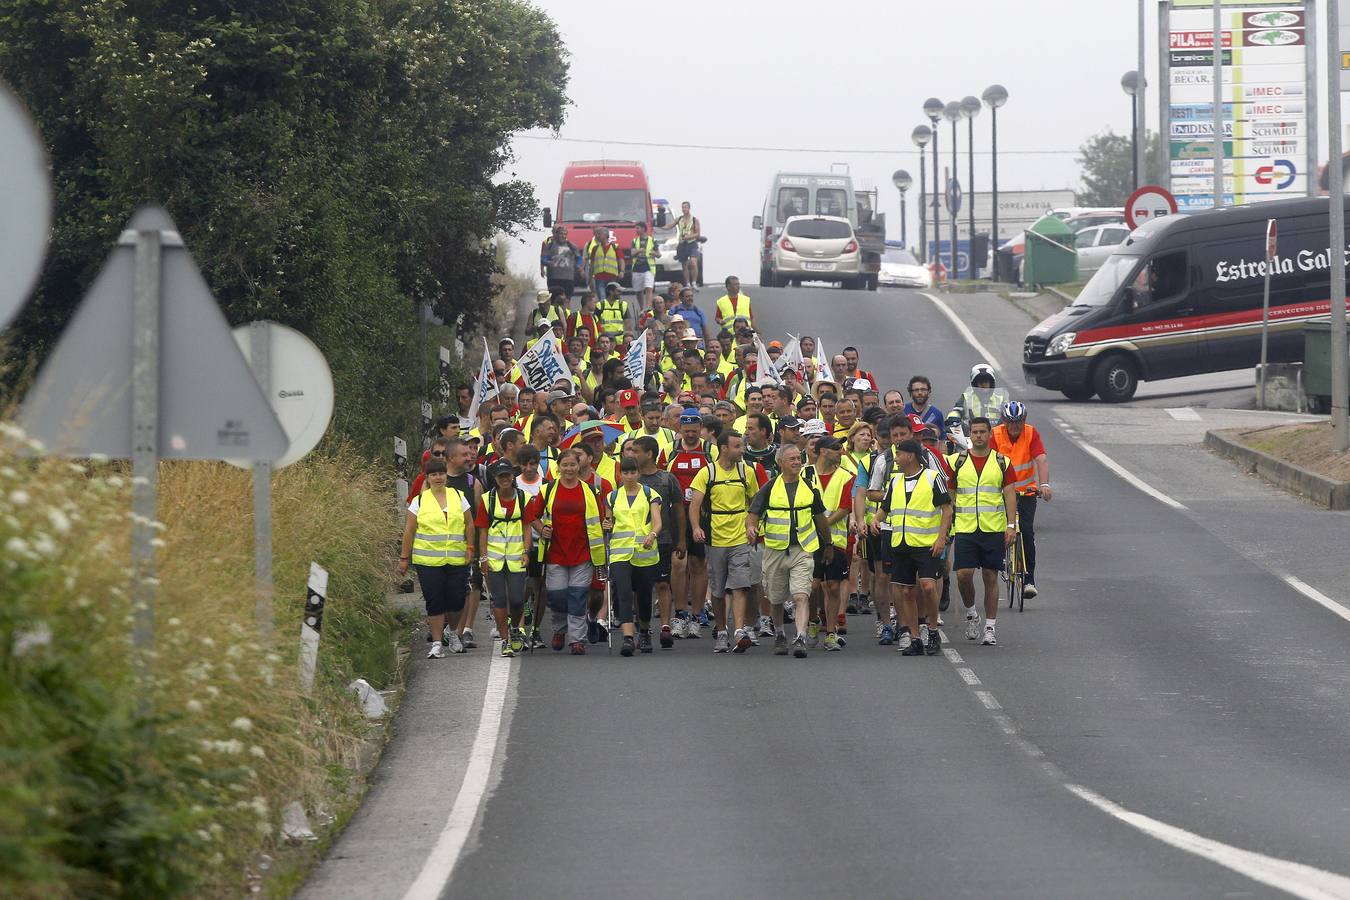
top-left (1203, 430), bottom-right (1350, 510)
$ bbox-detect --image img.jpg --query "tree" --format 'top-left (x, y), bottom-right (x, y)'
top-left (1076, 128), bottom-right (1161, 207)
top-left (0, 0), bottom-right (568, 456)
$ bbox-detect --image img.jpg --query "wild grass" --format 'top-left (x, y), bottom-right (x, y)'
top-left (0, 425), bottom-right (400, 898)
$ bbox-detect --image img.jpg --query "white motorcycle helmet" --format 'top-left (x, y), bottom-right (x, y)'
top-left (969, 363), bottom-right (996, 387)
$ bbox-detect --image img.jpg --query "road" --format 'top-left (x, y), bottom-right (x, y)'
top-left (302, 282), bottom-right (1350, 900)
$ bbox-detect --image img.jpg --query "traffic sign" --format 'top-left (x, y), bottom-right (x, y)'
top-left (1124, 184), bottom-right (1178, 230)
top-left (945, 178), bottom-right (963, 215)
top-left (19, 206), bottom-right (288, 460)
top-left (0, 79), bottom-right (52, 332)
top-left (230, 322), bottom-right (334, 469)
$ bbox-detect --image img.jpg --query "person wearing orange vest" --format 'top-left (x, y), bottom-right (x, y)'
top-left (714, 275), bottom-right (754, 330)
top-left (584, 225), bottom-right (623, 304)
top-left (989, 401), bottom-right (1051, 599)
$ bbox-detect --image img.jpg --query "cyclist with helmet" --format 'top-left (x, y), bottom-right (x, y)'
top-left (950, 363), bottom-right (1009, 431)
top-left (990, 401), bottom-right (1051, 599)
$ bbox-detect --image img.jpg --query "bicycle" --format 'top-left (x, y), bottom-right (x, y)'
top-left (1002, 511), bottom-right (1028, 613)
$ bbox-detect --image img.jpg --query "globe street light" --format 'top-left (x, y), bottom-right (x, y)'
top-left (983, 84), bottom-right (1008, 276)
top-left (911, 125), bottom-right (932, 263)
top-left (961, 95), bottom-right (982, 276)
top-left (943, 100), bottom-right (962, 279)
top-left (892, 169), bottom-right (913, 250)
top-left (924, 98), bottom-right (944, 272)
top-left (1121, 71), bottom-right (1141, 191)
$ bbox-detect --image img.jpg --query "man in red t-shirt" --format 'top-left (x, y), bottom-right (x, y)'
top-left (951, 418), bottom-right (1018, 647)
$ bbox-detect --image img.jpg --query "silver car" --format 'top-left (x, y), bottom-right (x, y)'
top-left (1074, 223), bottom-right (1131, 278)
top-left (768, 215), bottom-right (863, 288)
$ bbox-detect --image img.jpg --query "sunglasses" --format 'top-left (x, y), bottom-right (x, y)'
top-left (430, 450), bottom-right (446, 457)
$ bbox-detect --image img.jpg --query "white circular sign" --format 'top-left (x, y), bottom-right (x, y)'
top-left (1124, 184), bottom-right (1179, 230)
top-left (229, 322), bottom-right (335, 468)
top-left (0, 80), bottom-right (53, 331)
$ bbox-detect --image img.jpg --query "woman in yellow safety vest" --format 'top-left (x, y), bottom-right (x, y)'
top-left (602, 456), bottom-right (664, 656)
top-left (477, 460), bottom-right (532, 658)
top-left (400, 457), bottom-right (476, 658)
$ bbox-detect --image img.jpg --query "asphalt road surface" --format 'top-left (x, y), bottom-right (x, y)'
top-left (306, 282), bottom-right (1350, 900)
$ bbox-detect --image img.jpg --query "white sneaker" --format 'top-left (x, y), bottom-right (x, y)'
top-left (1023, 582), bottom-right (1038, 599)
top-left (897, 631), bottom-right (912, 651)
top-left (460, 628), bottom-right (476, 649)
top-left (489, 625), bottom-right (500, 640)
top-left (446, 630), bottom-right (466, 653)
top-left (671, 617), bottom-right (686, 638)
top-left (937, 614), bottom-right (944, 626)
top-left (713, 630), bottom-right (730, 653)
top-left (746, 626), bottom-right (760, 645)
top-left (919, 624), bottom-right (929, 643)
top-left (428, 641), bottom-right (447, 659)
top-left (874, 619), bottom-right (884, 639)
top-left (686, 619), bottom-right (702, 639)
top-left (981, 626), bottom-right (997, 646)
top-left (964, 616), bottom-right (980, 641)
top-left (758, 616), bottom-right (775, 638)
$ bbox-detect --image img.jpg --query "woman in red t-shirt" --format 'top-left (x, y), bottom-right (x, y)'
top-left (526, 448), bottom-right (607, 654)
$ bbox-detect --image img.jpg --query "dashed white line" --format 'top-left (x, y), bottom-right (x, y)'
top-left (1282, 574), bottom-right (1350, 626)
top-left (943, 649), bottom-right (964, 664)
top-left (1165, 406), bottom-right (1202, 421)
top-left (919, 292), bottom-right (1009, 382)
top-left (402, 653), bottom-right (513, 900)
top-left (1074, 438), bottom-right (1188, 510)
top-left (956, 667), bottom-right (981, 685)
top-left (974, 690), bottom-right (1002, 710)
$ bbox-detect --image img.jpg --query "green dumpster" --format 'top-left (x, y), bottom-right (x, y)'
top-left (1021, 214), bottom-right (1078, 286)
top-left (1303, 317), bottom-right (1349, 413)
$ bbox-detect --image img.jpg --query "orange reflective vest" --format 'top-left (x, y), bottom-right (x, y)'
top-left (990, 423), bottom-right (1041, 496)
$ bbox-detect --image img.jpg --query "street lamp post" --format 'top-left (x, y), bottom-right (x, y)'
top-left (961, 95), bottom-right (981, 276)
top-left (911, 125), bottom-right (932, 262)
top-left (944, 100), bottom-right (962, 280)
top-left (924, 98), bottom-right (944, 276)
top-left (892, 169), bottom-right (913, 249)
top-left (1121, 71), bottom-right (1141, 191)
top-left (983, 85), bottom-right (1008, 278)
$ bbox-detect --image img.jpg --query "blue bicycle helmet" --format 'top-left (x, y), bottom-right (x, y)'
top-left (1001, 400), bottom-right (1027, 422)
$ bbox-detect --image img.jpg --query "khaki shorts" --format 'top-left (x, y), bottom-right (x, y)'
top-left (762, 546), bottom-right (814, 604)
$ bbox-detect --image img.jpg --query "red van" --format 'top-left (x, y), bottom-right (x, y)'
top-left (543, 160), bottom-right (658, 285)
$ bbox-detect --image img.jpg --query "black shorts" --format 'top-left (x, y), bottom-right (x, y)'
top-left (683, 518), bottom-right (706, 559)
top-left (676, 241), bottom-right (698, 262)
top-left (813, 546), bottom-right (850, 581)
top-left (866, 532), bottom-right (891, 573)
top-left (889, 544), bottom-right (943, 585)
top-left (653, 544), bottom-right (673, 583)
top-left (954, 532), bottom-right (1006, 572)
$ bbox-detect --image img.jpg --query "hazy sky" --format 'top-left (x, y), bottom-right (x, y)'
top-left (502, 0), bottom-right (1339, 282)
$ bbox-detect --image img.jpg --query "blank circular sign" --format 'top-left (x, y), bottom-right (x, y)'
top-left (0, 80), bottom-right (52, 331)
top-left (230, 322), bottom-right (334, 468)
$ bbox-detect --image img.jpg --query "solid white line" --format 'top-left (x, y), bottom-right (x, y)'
top-left (1075, 438), bottom-right (1188, 510)
top-left (402, 653), bottom-right (513, 900)
top-left (974, 690), bottom-right (1002, 710)
top-left (1066, 784), bottom-right (1350, 900)
top-left (919, 292), bottom-right (1007, 379)
top-left (1165, 406), bottom-right (1203, 421)
top-left (1282, 575), bottom-right (1350, 626)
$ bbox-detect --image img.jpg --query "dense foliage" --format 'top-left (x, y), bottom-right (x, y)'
top-left (1076, 128), bottom-right (1161, 207)
top-left (0, 0), bottom-right (568, 455)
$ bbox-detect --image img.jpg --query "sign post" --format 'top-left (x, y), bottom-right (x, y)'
top-left (250, 321), bottom-right (274, 636)
top-left (1330, 0), bottom-right (1349, 451)
top-left (1259, 218), bottom-right (1277, 409)
top-left (131, 227), bottom-right (162, 657)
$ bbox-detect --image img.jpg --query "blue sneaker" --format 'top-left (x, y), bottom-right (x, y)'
top-left (879, 624), bottom-right (894, 645)
top-left (698, 608), bottom-right (712, 628)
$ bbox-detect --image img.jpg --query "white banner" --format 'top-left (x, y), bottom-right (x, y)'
top-left (517, 330), bottom-right (573, 392)
top-left (465, 337), bottom-right (498, 422)
top-left (816, 337), bottom-right (834, 383)
top-left (753, 334), bottom-right (783, 386)
top-left (778, 336), bottom-right (803, 381)
top-left (625, 327), bottom-right (649, 387)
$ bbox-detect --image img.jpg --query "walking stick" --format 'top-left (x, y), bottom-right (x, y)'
top-left (602, 533), bottom-right (613, 655)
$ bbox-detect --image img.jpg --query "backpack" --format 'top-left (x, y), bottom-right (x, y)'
top-left (950, 451), bottom-right (1008, 480)
top-left (700, 461), bottom-right (749, 533)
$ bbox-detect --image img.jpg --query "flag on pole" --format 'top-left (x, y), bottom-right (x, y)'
top-left (816, 337), bottom-right (833, 382)
top-left (466, 337), bottom-right (498, 421)
top-left (625, 328), bottom-right (649, 387)
top-left (753, 334), bottom-right (784, 386)
top-left (517, 330), bottom-right (573, 392)
top-left (778, 336), bottom-right (804, 381)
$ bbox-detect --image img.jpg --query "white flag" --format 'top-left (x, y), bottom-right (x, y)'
top-left (816, 336), bottom-right (833, 383)
top-left (466, 337), bottom-right (498, 422)
top-left (517, 330), bottom-right (573, 392)
top-left (778, 336), bottom-right (804, 381)
top-left (625, 328), bottom-right (649, 387)
top-left (753, 334), bottom-right (783, 386)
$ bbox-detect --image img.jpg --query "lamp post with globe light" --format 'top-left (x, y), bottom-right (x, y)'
top-left (923, 98), bottom-right (944, 272)
top-left (1121, 71), bottom-right (1141, 191)
top-left (943, 100), bottom-right (962, 279)
top-left (982, 85), bottom-right (1008, 269)
top-left (960, 95), bottom-right (982, 276)
top-left (892, 169), bottom-right (913, 250)
top-left (912, 124), bottom-right (932, 262)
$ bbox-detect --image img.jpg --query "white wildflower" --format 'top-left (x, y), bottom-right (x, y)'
top-left (6, 537), bottom-right (29, 556)
top-left (46, 507), bottom-right (71, 535)
top-left (12, 623), bottom-right (52, 656)
top-left (249, 745), bottom-right (266, 759)
top-left (230, 717), bottom-right (253, 732)
top-left (250, 796), bottom-right (268, 817)
top-left (186, 699), bottom-right (203, 713)
top-left (9, 489), bottom-right (30, 506)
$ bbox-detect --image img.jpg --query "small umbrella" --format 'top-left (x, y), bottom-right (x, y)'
top-left (559, 419), bottom-right (624, 449)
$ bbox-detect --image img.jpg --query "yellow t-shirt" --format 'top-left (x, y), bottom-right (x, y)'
top-left (690, 460), bottom-right (759, 547)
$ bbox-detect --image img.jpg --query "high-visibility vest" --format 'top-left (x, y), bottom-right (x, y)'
top-left (483, 489), bottom-right (526, 573)
top-left (630, 236), bottom-right (658, 272)
top-left (761, 476), bottom-right (821, 552)
top-left (851, 451), bottom-right (880, 523)
top-left (948, 451), bottom-right (1009, 533)
top-left (570, 310), bottom-right (600, 346)
top-left (816, 468), bottom-right (851, 549)
top-left (676, 215), bottom-right (697, 242)
top-left (607, 485), bottom-right (659, 566)
top-left (990, 423), bottom-right (1040, 496)
top-left (594, 452), bottom-right (617, 488)
top-left (598, 297), bottom-right (627, 338)
top-left (411, 488), bottom-right (470, 566)
top-left (540, 479), bottom-right (606, 566)
top-left (959, 387), bottom-right (1009, 426)
top-left (716, 292), bottom-right (752, 324)
top-left (887, 468), bottom-right (943, 548)
top-left (586, 239), bottom-right (621, 279)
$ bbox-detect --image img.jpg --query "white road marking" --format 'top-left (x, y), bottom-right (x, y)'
top-left (943, 648), bottom-right (964, 664)
top-left (401, 653), bottom-right (513, 900)
top-left (919, 292), bottom-right (1007, 380)
top-left (1075, 439), bottom-right (1188, 510)
top-left (1282, 575), bottom-right (1350, 626)
top-left (1066, 784), bottom-right (1350, 900)
top-left (974, 690), bottom-right (1001, 710)
top-left (956, 667), bottom-right (981, 685)
top-left (1165, 406), bottom-right (1202, 421)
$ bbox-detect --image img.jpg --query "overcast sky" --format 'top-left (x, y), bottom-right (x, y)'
top-left (503, 0), bottom-right (1339, 283)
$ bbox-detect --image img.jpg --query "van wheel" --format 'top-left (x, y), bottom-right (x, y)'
top-left (1060, 385), bottom-right (1095, 402)
top-left (1092, 354), bottom-right (1139, 403)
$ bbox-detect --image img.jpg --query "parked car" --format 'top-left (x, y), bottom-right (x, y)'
top-left (1074, 223), bottom-right (1132, 278)
top-left (767, 215), bottom-right (863, 288)
top-left (877, 246), bottom-right (932, 289)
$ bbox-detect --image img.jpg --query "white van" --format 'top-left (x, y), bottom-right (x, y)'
top-left (752, 172), bottom-right (857, 285)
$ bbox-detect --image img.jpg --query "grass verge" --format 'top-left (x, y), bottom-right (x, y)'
top-left (1216, 422), bottom-right (1350, 482)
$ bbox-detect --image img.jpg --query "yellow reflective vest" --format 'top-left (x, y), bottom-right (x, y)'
top-left (948, 451), bottom-right (1009, 533)
top-left (887, 468), bottom-right (943, 548)
top-left (598, 296), bottom-right (628, 338)
top-left (411, 488), bottom-right (470, 567)
top-left (761, 476), bottom-right (821, 552)
top-left (607, 485), bottom-right (659, 566)
top-left (586, 239), bottom-right (621, 279)
top-left (482, 488), bottom-right (526, 573)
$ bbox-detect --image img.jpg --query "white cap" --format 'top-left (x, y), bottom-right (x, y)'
top-left (681, 327), bottom-right (699, 341)
top-left (800, 418), bottom-right (827, 437)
